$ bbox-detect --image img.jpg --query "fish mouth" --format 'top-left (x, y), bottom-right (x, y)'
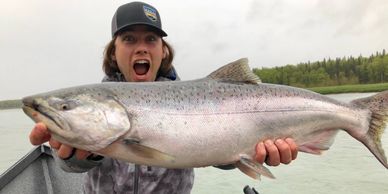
top-left (22, 97), bottom-right (70, 133)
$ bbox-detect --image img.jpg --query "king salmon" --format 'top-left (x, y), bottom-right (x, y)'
top-left (22, 58), bottom-right (388, 179)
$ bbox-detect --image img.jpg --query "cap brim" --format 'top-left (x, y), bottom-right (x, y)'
top-left (114, 23), bottom-right (167, 37)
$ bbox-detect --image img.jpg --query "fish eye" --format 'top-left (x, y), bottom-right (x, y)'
top-left (56, 100), bottom-right (77, 111)
top-left (60, 103), bottom-right (70, 111)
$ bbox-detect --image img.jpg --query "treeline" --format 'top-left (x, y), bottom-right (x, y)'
top-left (253, 49), bottom-right (388, 87)
top-left (0, 99), bottom-right (22, 110)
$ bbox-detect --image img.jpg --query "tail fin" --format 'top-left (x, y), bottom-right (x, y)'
top-left (351, 91), bottom-right (388, 169)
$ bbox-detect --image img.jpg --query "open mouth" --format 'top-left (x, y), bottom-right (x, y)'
top-left (22, 97), bottom-right (67, 132)
top-left (23, 104), bottom-right (63, 130)
top-left (133, 60), bottom-right (150, 76)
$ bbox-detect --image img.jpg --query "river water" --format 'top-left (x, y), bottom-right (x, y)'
top-left (0, 93), bottom-right (387, 194)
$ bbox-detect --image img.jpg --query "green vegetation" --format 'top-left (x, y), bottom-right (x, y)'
top-left (0, 99), bottom-right (22, 110)
top-left (253, 49), bottom-right (388, 92)
top-left (307, 83), bottom-right (388, 94)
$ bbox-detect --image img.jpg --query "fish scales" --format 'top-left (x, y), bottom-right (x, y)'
top-left (100, 82), bottom-right (368, 166)
top-left (104, 80), bottom-right (349, 114)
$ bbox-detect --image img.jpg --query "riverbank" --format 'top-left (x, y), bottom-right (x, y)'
top-left (307, 82), bottom-right (388, 94)
top-left (0, 99), bottom-right (22, 110)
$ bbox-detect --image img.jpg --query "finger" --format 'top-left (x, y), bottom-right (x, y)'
top-left (49, 138), bottom-right (62, 150)
top-left (285, 138), bottom-right (298, 160)
top-left (75, 150), bottom-right (91, 160)
top-left (29, 122), bottom-right (50, 145)
top-left (264, 140), bottom-right (280, 166)
top-left (255, 142), bottom-right (267, 164)
top-left (275, 139), bottom-right (292, 164)
top-left (57, 144), bottom-right (75, 159)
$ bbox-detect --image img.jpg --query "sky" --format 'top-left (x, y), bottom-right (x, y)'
top-left (1, 0), bottom-right (388, 100)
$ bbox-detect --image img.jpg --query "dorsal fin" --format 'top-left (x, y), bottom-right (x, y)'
top-left (207, 58), bottom-right (261, 84)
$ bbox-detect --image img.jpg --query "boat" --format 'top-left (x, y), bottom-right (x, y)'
top-left (0, 145), bottom-right (85, 194)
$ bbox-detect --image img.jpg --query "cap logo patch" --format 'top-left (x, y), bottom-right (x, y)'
top-left (143, 5), bottom-right (157, 22)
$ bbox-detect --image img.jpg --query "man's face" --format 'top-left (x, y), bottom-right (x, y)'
top-left (113, 25), bottom-right (166, 82)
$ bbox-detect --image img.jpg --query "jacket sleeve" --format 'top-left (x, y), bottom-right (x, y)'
top-left (52, 149), bottom-right (104, 173)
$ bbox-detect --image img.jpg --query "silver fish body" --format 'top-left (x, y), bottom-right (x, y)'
top-left (22, 58), bottom-right (388, 179)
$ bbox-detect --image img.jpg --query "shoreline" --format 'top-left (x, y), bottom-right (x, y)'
top-left (307, 82), bottom-right (388, 94)
top-left (0, 99), bottom-right (22, 110)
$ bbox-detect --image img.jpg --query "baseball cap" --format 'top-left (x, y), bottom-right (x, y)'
top-left (111, 2), bottom-right (167, 37)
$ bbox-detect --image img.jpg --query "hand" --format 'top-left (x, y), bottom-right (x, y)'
top-left (29, 122), bottom-right (92, 160)
top-left (255, 138), bottom-right (298, 166)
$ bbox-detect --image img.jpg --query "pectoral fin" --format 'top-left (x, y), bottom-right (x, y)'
top-left (236, 155), bottom-right (275, 180)
top-left (123, 138), bottom-right (175, 162)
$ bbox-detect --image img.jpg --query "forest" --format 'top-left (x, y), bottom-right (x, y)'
top-left (253, 49), bottom-right (388, 88)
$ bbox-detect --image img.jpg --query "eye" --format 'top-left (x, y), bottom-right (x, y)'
top-left (122, 34), bottom-right (136, 42)
top-left (146, 35), bottom-right (157, 42)
top-left (57, 101), bottom-right (77, 111)
top-left (60, 103), bottom-right (70, 111)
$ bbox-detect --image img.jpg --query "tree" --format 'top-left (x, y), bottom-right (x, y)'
top-left (253, 49), bottom-right (388, 87)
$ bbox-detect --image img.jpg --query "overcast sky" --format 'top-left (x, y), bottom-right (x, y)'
top-left (1, 0), bottom-right (388, 100)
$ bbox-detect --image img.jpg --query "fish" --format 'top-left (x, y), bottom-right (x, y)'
top-left (22, 58), bottom-right (388, 180)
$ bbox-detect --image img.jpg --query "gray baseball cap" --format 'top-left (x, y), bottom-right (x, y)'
top-left (111, 2), bottom-right (167, 37)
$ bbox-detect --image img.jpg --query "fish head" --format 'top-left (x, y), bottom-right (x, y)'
top-left (22, 87), bottom-right (131, 151)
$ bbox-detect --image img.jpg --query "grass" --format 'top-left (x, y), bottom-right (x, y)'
top-left (307, 83), bottom-right (388, 94)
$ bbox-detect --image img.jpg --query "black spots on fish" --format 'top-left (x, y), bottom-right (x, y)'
top-left (183, 93), bottom-right (189, 101)
top-left (282, 90), bottom-right (292, 97)
top-left (140, 96), bottom-right (146, 103)
top-left (91, 91), bottom-right (104, 101)
top-left (217, 86), bottom-right (225, 93)
top-left (175, 106), bottom-right (185, 111)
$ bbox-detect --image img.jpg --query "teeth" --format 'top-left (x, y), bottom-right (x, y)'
top-left (135, 60), bottom-right (149, 64)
